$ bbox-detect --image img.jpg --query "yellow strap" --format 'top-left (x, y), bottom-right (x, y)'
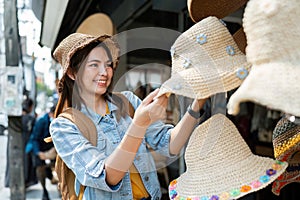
top-left (101, 101), bottom-right (110, 116)
top-left (78, 185), bottom-right (86, 200)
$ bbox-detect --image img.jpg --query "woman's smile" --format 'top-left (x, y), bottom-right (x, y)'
top-left (95, 79), bottom-right (107, 87)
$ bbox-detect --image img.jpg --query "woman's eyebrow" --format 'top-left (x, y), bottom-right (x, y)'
top-left (87, 59), bottom-right (101, 63)
top-left (87, 59), bottom-right (111, 63)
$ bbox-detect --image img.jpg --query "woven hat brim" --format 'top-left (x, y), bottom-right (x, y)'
top-left (273, 119), bottom-right (300, 159)
top-left (227, 63), bottom-right (300, 117)
top-left (272, 149), bottom-right (300, 195)
top-left (171, 156), bottom-right (287, 199)
top-left (271, 118), bottom-right (300, 195)
top-left (158, 56), bottom-right (251, 99)
top-left (187, 0), bottom-right (248, 22)
top-left (169, 114), bottom-right (288, 199)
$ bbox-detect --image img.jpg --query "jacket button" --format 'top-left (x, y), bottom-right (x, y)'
top-left (144, 176), bottom-right (149, 181)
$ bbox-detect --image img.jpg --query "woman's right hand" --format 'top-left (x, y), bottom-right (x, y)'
top-left (132, 88), bottom-right (168, 128)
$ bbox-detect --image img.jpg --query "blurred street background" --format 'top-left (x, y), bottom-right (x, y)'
top-left (0, 134), bottom-right (60, 200)
top-left (0, 0), bottom-right (299, 199)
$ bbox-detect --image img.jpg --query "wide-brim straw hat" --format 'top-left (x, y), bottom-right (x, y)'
top-left (53, 33), bottom-right (120, 74)
top-left (158, 16), bottom-right (251, 99)
top-left (187, 0), bottom-right (248, 22)
top-left (169, 114), bottom-right (288, 200)
top-left (76, 13), bottom-right (116, 36)
top-left (272, 117), bottom-right (300, 195)
top-left (227, 0), bottom-right (300, 117)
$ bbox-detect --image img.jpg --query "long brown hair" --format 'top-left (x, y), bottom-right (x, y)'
top-left (55, 40), bottom-right (128, 121)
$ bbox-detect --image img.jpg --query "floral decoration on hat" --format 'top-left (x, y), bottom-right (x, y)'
top-left (169, 114), bottom-right (288, 200)
top-left (158, 16), bottom-right (251, 99)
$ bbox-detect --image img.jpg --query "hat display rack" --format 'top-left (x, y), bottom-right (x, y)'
top-left (161, 0), bottom-right (300, 199)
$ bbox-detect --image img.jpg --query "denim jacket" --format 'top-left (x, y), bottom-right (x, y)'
top-left (50, 91), bottom-right (174, 200)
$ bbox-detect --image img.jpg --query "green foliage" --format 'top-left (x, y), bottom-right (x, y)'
top-left (36, 82), bottom-right (53, 97)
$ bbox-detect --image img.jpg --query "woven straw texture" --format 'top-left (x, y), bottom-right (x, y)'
top-left (273, 117), bottom-right (300, 159)
top-left (169, 114), bottom-right (288, 200)
top-left (271, 117), bottom-right (300, 195)
top-left (227, 0), bottom-right (300, 117)
top-left (158, 16), bottom-right (251, 99)
top-left (187, 0), bottom-right (248, 22)
top-left (76, 13), bottom-right (115, 36)
top-left (53, 33), bottom-right (120, 74)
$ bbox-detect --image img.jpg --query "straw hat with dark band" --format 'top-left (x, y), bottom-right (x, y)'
top-left (169, 114), bottom-right (288, 200)
top-left (187, 0), bottom-right (248, 22)
top-left (53, 33), bottom-right (120, 74)
top-left (272, 117), bottom-right (300, 195)
top-left (227, 0), bottom-right (300, 117)
top-left (158, 16), bottom-right (251, 99)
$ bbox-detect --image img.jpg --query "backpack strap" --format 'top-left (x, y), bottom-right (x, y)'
top-left (44, 96), bottom-right (134, 199)
top-left (44, 107), bottom-right (97, 146)
top-left (59, 108), bottom-right (97, 146)
top-left (44, 108), bottom-right (97, 200)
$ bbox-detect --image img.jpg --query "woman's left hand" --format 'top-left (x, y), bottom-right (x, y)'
top-left (191, 98), bottom-right (208, 112)
top-left (133, 89), bottom-right (168, 127)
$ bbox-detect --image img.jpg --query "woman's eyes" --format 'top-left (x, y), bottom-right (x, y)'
top-left (89, 62), bottom-right (113, 68)
top-left (90, 63), bottom-right (98, 67)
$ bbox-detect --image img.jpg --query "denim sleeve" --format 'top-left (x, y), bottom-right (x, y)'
top-left (50, 117), bottom-right (122, 192)
top-left (145, 121), bottom-right (174, 157)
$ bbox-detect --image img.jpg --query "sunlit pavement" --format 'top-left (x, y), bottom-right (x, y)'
top-left (0, 134), bottom-right (61, 200)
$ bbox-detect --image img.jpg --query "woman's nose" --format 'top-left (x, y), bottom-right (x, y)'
top-left (98, 65), bottom-right (107, 75)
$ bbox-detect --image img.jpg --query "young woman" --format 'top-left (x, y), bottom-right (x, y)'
top-left (50, 33), bottom-right (206, 200)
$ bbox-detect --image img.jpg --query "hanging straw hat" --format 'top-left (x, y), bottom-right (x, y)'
top-left (272, 117), bottom-right (300, 195)
top-left (169, 114), bottom-right (288, 200)
top-left (187, 0), bottom-right (248, 54)
top-left (227, 0), bottom-right (300, 117)
top-left (76, 13), bottom-right (116, 36)
top-left (53, 33), bottom-right (120, 74)
top-left (187, 0), bottom-right (248, 22)
top-left (158, 16), bottom-right (251, 99)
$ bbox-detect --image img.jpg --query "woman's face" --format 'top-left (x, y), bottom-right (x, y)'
top-left (80, 46), bottom-right (114, 98)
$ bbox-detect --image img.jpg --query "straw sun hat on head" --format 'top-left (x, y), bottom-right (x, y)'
top-left (227, 0), bottom-right (300, 117)
top-left (158, 16), bottom-right (251, 99)
top-left (169, 114), bottom-right (288, 200)
top-left (272, 117), bottom-right (300, 195)
top-left (187, 0), bottom-right (248, 23)
top-left (53, 33), bottom-right (120, 74)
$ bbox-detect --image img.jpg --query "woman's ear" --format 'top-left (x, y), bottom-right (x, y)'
top-left (66, 69), bottom-right (76, 80)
